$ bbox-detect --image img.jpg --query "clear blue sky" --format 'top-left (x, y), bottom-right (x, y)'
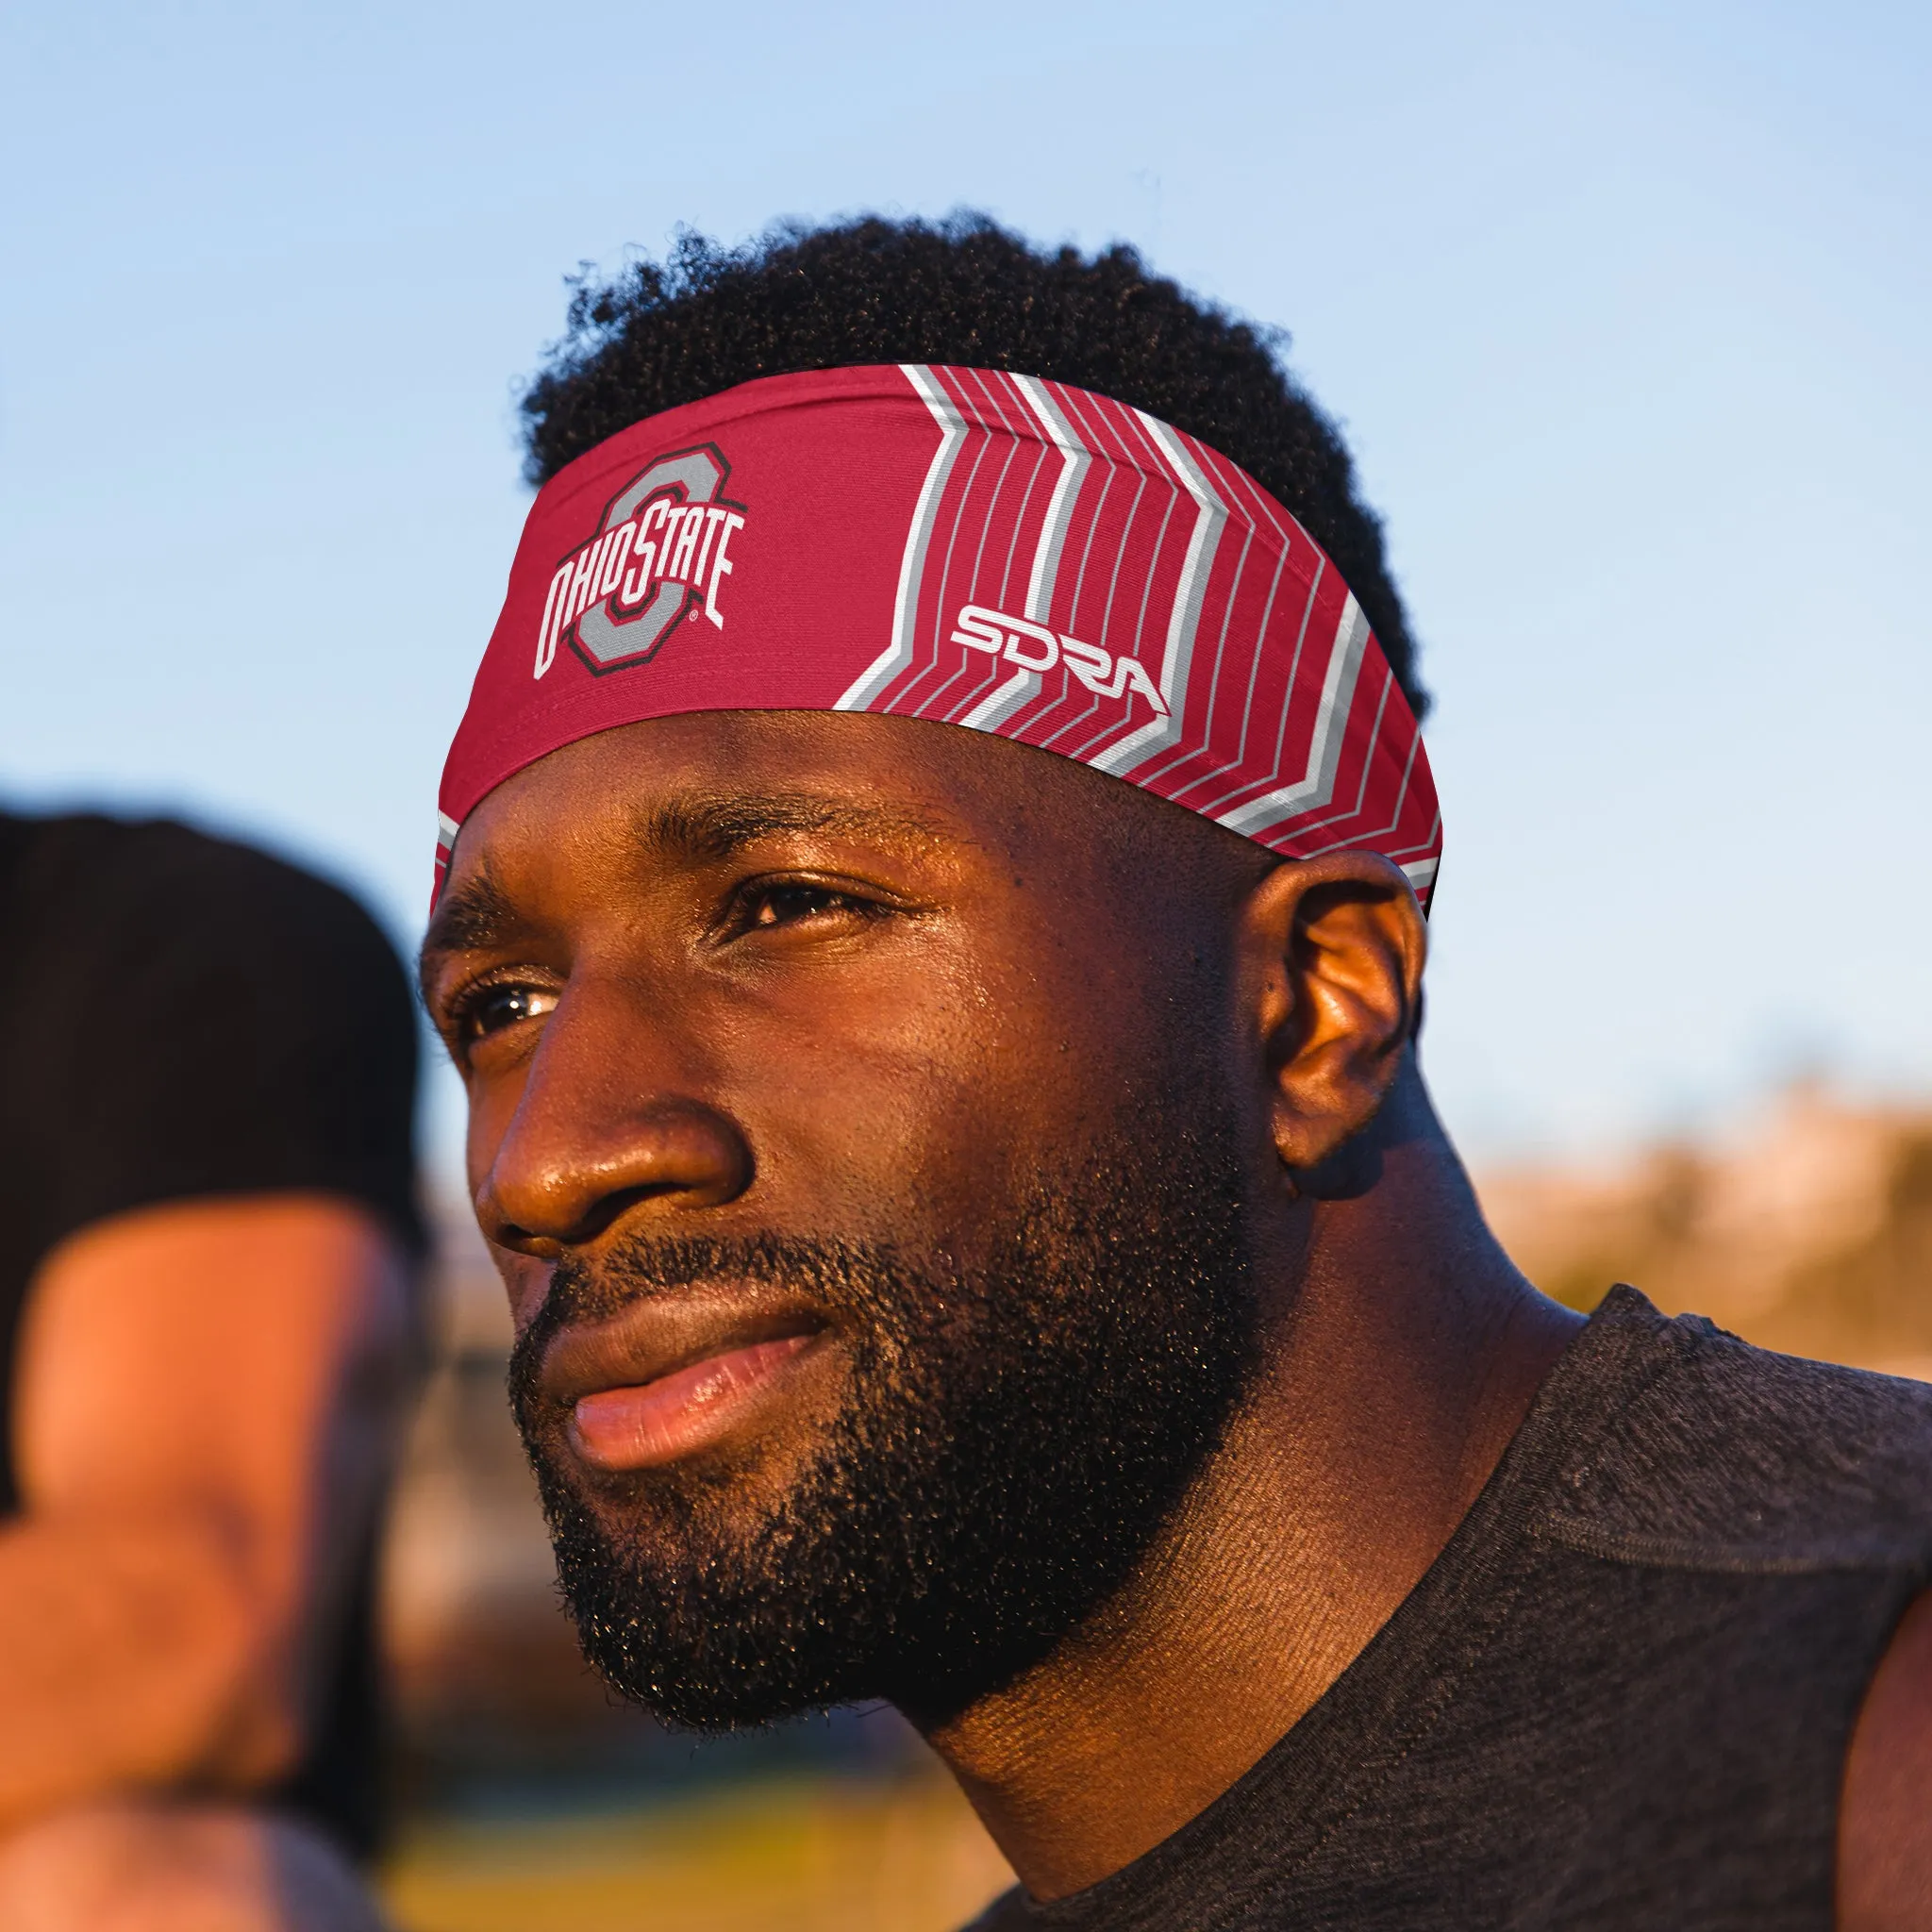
top-left (3, 0), bottom-right (1926, 1167)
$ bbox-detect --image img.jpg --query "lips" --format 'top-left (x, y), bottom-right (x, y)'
top-left (537, 1289), bottom-right (829, 1474)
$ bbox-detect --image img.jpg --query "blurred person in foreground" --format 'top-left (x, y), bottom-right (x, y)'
top-left (0, 810), bottom-right (420, 1931)
top-left (421, 217), bottom-right (1932, 1930)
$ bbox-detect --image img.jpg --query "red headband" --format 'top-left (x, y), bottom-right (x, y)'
top-left (437, 364), bottom-right (1441, 908)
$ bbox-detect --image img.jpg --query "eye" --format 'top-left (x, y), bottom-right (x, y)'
top-left (451, 980), bottom-right (558, 1044)
top-left (741, 883), bottom-right (873, 930)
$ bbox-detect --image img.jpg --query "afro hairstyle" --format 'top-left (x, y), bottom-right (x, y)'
top-left (520, 213), bottom-right (1425, 716)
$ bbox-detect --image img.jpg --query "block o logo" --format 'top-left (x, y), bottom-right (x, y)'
top-left (534, 446), bottom-right (748, 678)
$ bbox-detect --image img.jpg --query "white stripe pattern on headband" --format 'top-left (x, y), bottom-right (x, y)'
top-left (836, 365), bottom-right (969, 711)
top-left (1213, 594), bottom-right (1370, 838)
top-left (959, 374), bottom-right (1094, 734)
top-left (1089, 409), bottom-right (1227, 776)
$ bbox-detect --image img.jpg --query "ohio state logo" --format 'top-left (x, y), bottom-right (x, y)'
top-left (533, 445), bottom-right (747, 678)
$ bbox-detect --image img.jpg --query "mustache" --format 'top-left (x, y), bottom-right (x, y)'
top-left (506, 1229), bottom-right (908, 1424)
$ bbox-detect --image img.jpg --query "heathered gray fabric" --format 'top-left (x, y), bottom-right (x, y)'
top-left (966, 1288), bottom-right (1932, 1931)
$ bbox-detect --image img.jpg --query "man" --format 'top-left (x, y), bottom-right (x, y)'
top-left (0, 810), bottom-right (419, 1930)
top-left (421, 216), bottom-right (1932, 1927)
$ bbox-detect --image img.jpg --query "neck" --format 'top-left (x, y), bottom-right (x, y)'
top-left (921, 1068), bottom-right (1581, 1900)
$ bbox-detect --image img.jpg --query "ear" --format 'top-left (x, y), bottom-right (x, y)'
top-left (1236, 852), bottom-right (1428, 1183)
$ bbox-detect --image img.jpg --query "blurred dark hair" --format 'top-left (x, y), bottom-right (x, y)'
top-left (520, 212), bottom-right (1425, 716)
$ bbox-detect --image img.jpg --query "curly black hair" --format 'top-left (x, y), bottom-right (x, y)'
top-left (520, 213), bottom-right (1425, 715)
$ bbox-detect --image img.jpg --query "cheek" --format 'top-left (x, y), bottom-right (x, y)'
top-left (724, 980), bottom-right (1005, 1213)
top-left (709, 931), bottom-right (1159, 1227)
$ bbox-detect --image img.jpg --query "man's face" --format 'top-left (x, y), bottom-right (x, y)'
top-left (422, 711), bottom-right (1272, 1727)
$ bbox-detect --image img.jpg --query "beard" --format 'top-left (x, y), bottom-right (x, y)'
top-left (508, 1099), bottom-right (1257, 1733)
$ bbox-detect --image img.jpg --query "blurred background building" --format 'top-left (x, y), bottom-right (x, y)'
top-left (1483, 1086), bottom-right (1932, 1374)
top-left (4, 1), bottom-right (1926, 1925)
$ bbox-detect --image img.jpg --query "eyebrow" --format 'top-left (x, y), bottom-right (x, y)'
top-left (417, 791), bottom-right (956, 998)
top-left (418, 865), bottom-right (523, 1001)
top-left (632, 791), bottom-right (954, 864)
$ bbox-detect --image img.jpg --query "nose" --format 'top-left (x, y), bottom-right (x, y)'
top-left (475, 981), bottom-right (754, 1257)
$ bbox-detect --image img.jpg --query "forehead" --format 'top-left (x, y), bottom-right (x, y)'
top-left (445, 710), bottom-right (1073, 890)
top-left (426, 710), bottom-right (1275, 981)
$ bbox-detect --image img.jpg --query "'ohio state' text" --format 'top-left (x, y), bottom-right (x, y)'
top-left (535, 496), bottom-right (745, 678)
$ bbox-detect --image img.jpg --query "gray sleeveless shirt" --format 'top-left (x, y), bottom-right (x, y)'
top-left (969, 1288), bottom-right (1932, 1930)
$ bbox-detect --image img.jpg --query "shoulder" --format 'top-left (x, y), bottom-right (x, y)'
top-left (1540, 1287), bottom-right (1932, 1574)
top-left (1840, 1584), bottom-right (1932, 1929)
